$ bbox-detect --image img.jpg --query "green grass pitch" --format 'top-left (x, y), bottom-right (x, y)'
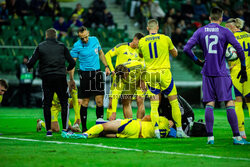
top-left (0, 107), bottom-right (250, 167)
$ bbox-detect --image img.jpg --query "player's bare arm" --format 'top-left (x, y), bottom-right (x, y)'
top-left (99, 49), bottom-right (111, 76)
top-left (170, 47), bottom-right (178, 58)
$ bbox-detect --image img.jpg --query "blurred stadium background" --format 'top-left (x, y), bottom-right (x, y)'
top-left (0, 0), bottom-right (249, 108)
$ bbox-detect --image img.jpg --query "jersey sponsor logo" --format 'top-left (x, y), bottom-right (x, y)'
top-left (95, 48), bottom-right (98, 54)
top-left (205, 27), bottom-right (219, 32)
top-left (124, 52), bottom-right (128, 55)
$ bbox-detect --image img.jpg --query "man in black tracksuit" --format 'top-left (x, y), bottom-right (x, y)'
top-left (27, 28), bottom-right (76, 136)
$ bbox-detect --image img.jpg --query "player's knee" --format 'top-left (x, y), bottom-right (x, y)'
top-left (136, 97), bottom-right (144, 106)
top-left (52, 126), bottom-right (60, 132)
top-left (81, 100), bottom-right (89, 107)
top-left (96, 100), bottom-right (103, 107)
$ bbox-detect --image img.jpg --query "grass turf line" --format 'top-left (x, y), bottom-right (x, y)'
top-left (0, 107), bottom-right (249, 167)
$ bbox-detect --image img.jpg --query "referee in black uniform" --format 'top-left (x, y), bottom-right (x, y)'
top-left (27, 28), bottom-right (76, 136)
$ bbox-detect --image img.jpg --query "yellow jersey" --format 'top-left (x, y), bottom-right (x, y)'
top-left (105, 43), bottom-right (142, 72)
top-left (138, 33), bottom-right (175, 70)
top-left (121, 60), bottom-right (145, 84)
top-left (52, 88), bottom-right (79, 112)
top-left (141, 121), bottom-right (155, 138)
top-left (229, 31), bottom-right (250, 71)
top-left (0, 95), bottom-right (2, 103)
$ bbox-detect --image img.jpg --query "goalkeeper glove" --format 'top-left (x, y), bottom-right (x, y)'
top-left (237, 65), bottom-right (247, 83)
top-left (194, 59), bottom-right (204, 67)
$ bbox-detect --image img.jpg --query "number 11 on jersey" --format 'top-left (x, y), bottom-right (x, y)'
top-left (149, 42), bottom-right (158, 59)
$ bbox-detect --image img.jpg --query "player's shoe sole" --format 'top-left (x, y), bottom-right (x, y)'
top-left (36, 119), bottom-right (42, 132)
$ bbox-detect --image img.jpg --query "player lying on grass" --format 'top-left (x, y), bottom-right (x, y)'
top-left (37, 87), bottom-right (81, 132)
top-left (105, 33), bottom-right (145, 121)
top-left (226, 18), bottom-right (250, 139)
top-left (62, 115), bottom-right (173, 139)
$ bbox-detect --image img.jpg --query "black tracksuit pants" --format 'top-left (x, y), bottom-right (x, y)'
top-left (42, 75), bottom-right (69, 131)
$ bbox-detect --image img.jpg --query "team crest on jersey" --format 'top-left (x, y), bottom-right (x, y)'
top-left (95, 48), bottom-right (98, 54)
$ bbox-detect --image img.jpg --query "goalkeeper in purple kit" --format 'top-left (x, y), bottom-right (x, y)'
top-left (183, 7), bottom-right (249, 145)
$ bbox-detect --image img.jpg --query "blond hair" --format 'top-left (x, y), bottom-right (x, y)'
top-left (226, 18), bottom-right (245, 29)
top-left (147, 19), bottom-right (158, 30)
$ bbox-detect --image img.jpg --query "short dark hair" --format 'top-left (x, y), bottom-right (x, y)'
top-left (0, 79), bottom-right (8, 89)
top-left (134, 32), bottom-right (145, 40)
top-left (78, 26), bottom-right (88, 33)
top-left (24, 56), bottom-right (29, 60)
top-left (46, 28), bottom-right (57, 38)
top-left (210, 7), bottom-right (223, 21)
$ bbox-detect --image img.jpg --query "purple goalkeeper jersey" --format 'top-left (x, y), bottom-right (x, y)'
top-left (184, 23), bottom-right (245, 77)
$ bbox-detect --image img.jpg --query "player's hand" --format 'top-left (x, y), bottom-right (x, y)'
top-left (109, 112), bottom-right (116, 121)
top-left (194, 59), bottom-right (204, 67)
top-left (237, 66), bottom-right (247, 83)
top-left (111, 71), bottom-right (115, 77)
top-left (105, 66), bottom-right (110, 76)
top-left (69, 79), bottom-right (76, 90)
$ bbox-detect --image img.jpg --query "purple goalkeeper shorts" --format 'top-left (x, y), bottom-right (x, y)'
top-left (202, 75), bottom-right (233, 102)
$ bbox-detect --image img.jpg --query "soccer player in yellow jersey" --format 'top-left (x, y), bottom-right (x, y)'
top-left (138, 19), bottom-right (188, 138)
top-left (226, 18), bottom-right (250, 139)
top-left (112, 60), bottom-right (147, 119)
top-left (62, 115), bottom-right (172, 139)
top-left (37, 87), bottom-right (81, 132)
top-left (0, 79), bottom-right (8, 104)
top-left (105, 33), bottom-right (145, 120)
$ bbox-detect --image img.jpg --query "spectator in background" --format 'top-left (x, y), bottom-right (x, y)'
top-left (16, 56), bottom-right (35, 108)
top-left (181, 0), bottom-right (194, 23)
top-left (68, 14), bottom-right (83, 38)
top-left (43, 0), bottom-right (61, 20)
top-left (103, 9), bottom-right (115, 30)
top-left (139, 2), bottom-right (150, 30)
top-left (83, 8), bottom-right (95, 28)
top-left (193, 0), bottom-right (208, 22)
top-left (130, 0), bottom-right (140, 19)
top-left (172, 28), bottom-right (186, 49)
top-left (72, 3), bottom-right (84, 22)
top-left (0, 1), bottom-right (10, 26)
top-left (30, 0), bottom-right (46, 22)
top-left (177, 19), bottom-right (186, 32)
top-left (163, 17), bottom-right (175, 37)
top-left (222, 9), bottom-right (230, 22)
top-left (6, 0), bottom-right (29, 25)
top-left (53, 16), bottom-right (68, 40)
top-left (92, 0), bottom-right (106, 28)
top-left (149, 0), bottom-right (165, 20)
top-left (0, 79), bottom-right (8, 105)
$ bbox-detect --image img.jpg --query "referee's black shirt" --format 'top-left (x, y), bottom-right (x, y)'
top-left (27, 38), bottom-right (76, 78)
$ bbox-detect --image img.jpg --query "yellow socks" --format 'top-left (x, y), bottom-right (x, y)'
top-left (235, 101), bottom-right (245, 132)
top-left (107, 98), bottom-right (118, 119)
top-left (85, 124), bottom-right (104, 138)
top-left (41, 121), bottom-right (45, 128)
top-left (170, 99), bottom-right (182, 128)
top-left (150, 100), bottom-right (160, 128)
top-left (246, 103), bottom-right (250, 117)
